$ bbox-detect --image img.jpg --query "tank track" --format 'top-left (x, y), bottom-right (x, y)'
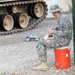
top-left (0, 0), bottom-right (47, 35)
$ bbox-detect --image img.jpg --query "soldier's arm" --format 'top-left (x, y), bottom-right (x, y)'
top-left (54, 18), bottom-right (72, 37)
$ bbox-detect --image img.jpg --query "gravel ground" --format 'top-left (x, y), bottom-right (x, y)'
top-left (0, 13), bottom-right (74, 75)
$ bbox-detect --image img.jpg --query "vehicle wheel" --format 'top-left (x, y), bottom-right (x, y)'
top-left (0, 14), bottom-right (14, 31)
top-left (13, 13), bottom-right (29, 28)
top-left (28, 3), bottom-right (44, 18)
top-left (34, 3), bottom-right (44, 18)
top-left (7, 5), bottom-right (18, 13)
top-left (28, 4), bottom-right (34, 18)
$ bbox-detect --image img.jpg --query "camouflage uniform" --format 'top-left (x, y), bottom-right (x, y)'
top-left (36, 13), bottom-right (72, 62)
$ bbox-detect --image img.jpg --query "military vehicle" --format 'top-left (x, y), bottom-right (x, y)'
top-left (0, 0), bottom-right (47, 35)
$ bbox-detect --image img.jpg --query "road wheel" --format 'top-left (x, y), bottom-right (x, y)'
top-left (7, 5), bottom-right (18, 13)
top-left (28, 3), bottom-right (44, 18)
top-left (13, 13), bottom-right (29, 28)
top-left (0, 14), bottom-right (14, 31)
top-left (28, 4), bottom-right (34, 18)
top-left (34, 3), bottom-right (44, 18)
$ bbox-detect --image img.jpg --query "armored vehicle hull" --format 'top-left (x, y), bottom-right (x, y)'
top-left (0, 0), bottom-right (47, 35)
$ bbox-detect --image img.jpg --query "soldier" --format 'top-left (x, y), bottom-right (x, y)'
top-left (33, 4), bottom-right (72, 71)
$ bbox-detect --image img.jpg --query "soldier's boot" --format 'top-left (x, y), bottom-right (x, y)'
top-left (33, 60), bottom-right (42, 67)
top-left (33, 61), bottom-right (48, 71)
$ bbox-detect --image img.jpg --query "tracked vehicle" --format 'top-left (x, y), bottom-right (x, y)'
top-left (0, 0), bottom-right (47, 35)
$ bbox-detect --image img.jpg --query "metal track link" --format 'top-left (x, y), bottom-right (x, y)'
top-left (0, 0), bottom-right (47, 35)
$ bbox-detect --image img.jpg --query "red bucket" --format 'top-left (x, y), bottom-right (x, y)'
top-left (54, 47), bottom-right (71, 69)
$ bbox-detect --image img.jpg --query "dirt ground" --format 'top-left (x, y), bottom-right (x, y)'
top-left (0, 12), bottom-right (74, 75)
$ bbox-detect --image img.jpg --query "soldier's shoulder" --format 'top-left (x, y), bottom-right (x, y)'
top-left (60, 14), bottom-right (69, 21)
top-left (61, 14), bottom-right (68, 19)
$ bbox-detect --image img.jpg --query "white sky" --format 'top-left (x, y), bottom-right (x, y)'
top-left (45, 0), bottom-right (57, 17)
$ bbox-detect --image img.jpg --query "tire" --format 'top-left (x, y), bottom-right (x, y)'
top-left (0, 14), bottom-right (14, 31)
top-left (13, 13), bottom-right (29, 28)
top-left (28, 3), bottom-right (44, 18)
top-left (7, 5), bottom-right (18, 14)
top-left (28, 4), bottom-right (34, 18)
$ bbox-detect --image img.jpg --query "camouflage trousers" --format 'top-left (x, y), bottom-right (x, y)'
top-left (36, 35), bottom-right (60, 62)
